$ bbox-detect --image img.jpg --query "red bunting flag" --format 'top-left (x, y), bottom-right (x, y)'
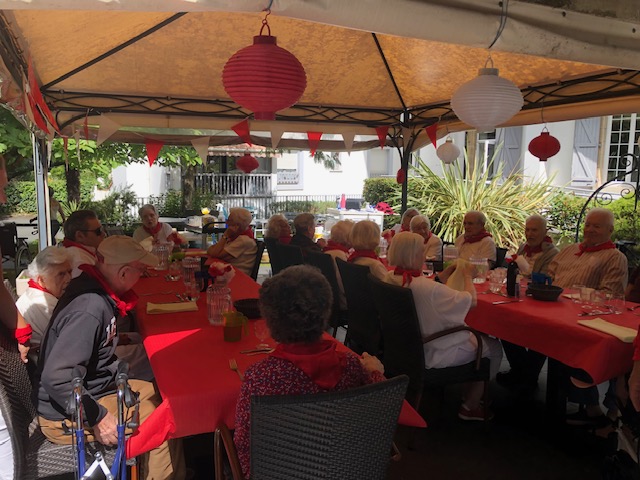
top-left (307, 131), bottom-right (322, 156)
top-left (231, 119), bottom-right (252, 145)
top-left (27, 59), bottom-right (59, 133)
top-left (24, 90), bottom-right (49, 134)
top-left (145, 139), bottom-right (164, 166)
top-left (425, 123), bottom-right (439, 150)
top-left (375, 126), bottom-right (389, 149)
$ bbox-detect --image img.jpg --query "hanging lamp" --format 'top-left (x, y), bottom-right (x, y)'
top-left (436, 137), bottom-right (461, 164)
top-left (450, 57), bottom-right (523, 133)
top-left (222, 10), bottom-right (307, 120)
top-left (236, 153), bottom-right (259, 173)
top-left (528, 127), bottom-right (561, 161)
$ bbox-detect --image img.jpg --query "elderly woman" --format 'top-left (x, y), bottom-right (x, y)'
top-left (133, 204), bottom-right (180, 245)
top-left (264, 214), bottom-right (291, 244)
top-left (347, 220), bottom-right (387, 280)
top-left (410, 214), bottom-right (443, 261)
top-left (16, 247), bottom-right (72, 345)
top-left (207, 207), bottom-right (257, 275)
top-left (382, 207), bottom-right (419, 242)
top-left (384, 232), bottom-right (502, 421)
top-left (234, 265), bottom-right (384, 479)
top-left (323, 220), bottom-right (354, 309)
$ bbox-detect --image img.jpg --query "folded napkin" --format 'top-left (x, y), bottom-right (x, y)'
top-left (146, 301), bottom-right (198, 314)
top-left (577, 317), bottom-right (637, 343)
top-left (563, 293), bottom-right (580, 300)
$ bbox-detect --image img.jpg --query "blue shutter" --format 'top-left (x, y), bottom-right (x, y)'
top-left (572, 118), bottom-right (600, 187)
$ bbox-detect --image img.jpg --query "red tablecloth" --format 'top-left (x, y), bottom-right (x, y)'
top-left (466, 286), bottom-right (640, 385)
top-left (125, 269), bottom-right (425, 457)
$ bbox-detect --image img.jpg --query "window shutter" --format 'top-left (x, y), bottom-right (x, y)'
top-left (499, 127), bottom-right (523, 178)
top-left (572, 118), bottom-right (600, 187)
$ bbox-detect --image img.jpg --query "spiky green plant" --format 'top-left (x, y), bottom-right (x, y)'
top-left (407, 151), bottom-right (554, 250)
top-left (60, 199), bottom-right (85, 219)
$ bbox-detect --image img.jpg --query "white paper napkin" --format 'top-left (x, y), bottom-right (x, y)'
top-left (577, 317), bottom-right (637, 343)
top-left (146, 301), bottom-right (198, 314)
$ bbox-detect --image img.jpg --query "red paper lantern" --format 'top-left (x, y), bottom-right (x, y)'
top-left (236, 153), bottom-right (259, 174)
top-left (222, 20), bottom-right (307, 121)
top-left (528, 130), bottom-right (561, 161)
top-left (396, 168), bottom-right (406, 184)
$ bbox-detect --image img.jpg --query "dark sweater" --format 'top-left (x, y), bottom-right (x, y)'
top-left (290, 233), bottom-right (322, 254)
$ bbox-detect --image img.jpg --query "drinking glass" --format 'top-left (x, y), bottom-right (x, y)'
top-left (606, 293), bottom-right (625, 314)
top-left (572, 284), bottom-right (585, 304)
top-left (488, 271), bottom-right (503, 294)
top-left (423, 262), bottom-right (434, 277)
top-left (254, 319), bottom-right (270, 348)
top-left (470, 257), bottom-right (488, 284)
top-left (168, 261), bottom-right (182, 281)
top-left (207, 285), bottom-right (231, 326)
top-left (152, 243), bottom-right (169, 271)
top-left (185, 282), bottom-right (200, 302)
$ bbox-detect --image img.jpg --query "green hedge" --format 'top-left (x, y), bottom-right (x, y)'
top-left (363, 178), bottom-right (400, 206)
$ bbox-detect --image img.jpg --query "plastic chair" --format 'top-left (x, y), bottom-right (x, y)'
top-left (304, 252), bottom-right (348, 337)
top-left (214, 375), bottom-right (409, 480)
top-left (335, 258), bottom-right (382, 355)
top-left (367, 274), bottom-right (490, 419)
top-left (250, 240), bottom-right (267, 281)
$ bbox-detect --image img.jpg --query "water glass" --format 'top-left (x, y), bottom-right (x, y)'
top-left (185, 282), bottom-right (201, 302)
top-left (167, 261), bottom-right (182, 281)
top-left (470, 257), bottom-right (488, 284)
top-left (207, 285), bottom-right (232, 326)
top-left (571, 284), bottom-right (585, 304)
top-left (423, 262), bottom-right (434, 277)
top-left (606, 293), bottom-right (625, 314)
top-left (152, 243), bottom-right (170, 271)
top-left (254, 319), bottom-right (270, 348)
top-left (579, 286), bottom-right (594, 305)
top-left (182, 257), bottom-right (199, 288)
top-left (488, 270), bottom-right (503, 294)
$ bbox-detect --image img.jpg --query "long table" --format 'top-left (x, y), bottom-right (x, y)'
top-left (125, 268), bottom-right (425, 457)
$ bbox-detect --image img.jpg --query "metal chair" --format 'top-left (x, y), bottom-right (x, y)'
top-left (367, 274), bottom-right (490, 419)
top-left (335, 258), bottom-right (382, 355)
top-left (250, 240), bottom-right (267, 281)
top-left (214, 375), bottom-right (409, 480)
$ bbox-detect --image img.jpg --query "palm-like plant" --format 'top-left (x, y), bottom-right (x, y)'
top-left (406, 150), bottom-right (554, 250)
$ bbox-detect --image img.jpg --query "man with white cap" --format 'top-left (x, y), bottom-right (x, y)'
top-left (34, 236), bottom-right (185, 479)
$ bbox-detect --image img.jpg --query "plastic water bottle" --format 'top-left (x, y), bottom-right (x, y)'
top-left (379, 237), bottom-right (388, 258)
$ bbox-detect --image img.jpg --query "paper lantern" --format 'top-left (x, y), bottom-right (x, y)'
top-left (528, 130), bottom-right (561, 161)
top-left (451, 64), bottom-right (523, 133)
top-left (236, 153), bottom-right (259, 174)
top-left (436, 137), bottom-right (461, 164)
top-left (222, 20), bottom-right (307, 120)
top-left (396, 168), bottom-right (406, 184)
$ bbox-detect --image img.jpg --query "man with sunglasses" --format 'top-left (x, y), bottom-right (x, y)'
top-left (34, 236), bottom-right (185, 479)
top-left (61, 209), bottom-right (106, 278)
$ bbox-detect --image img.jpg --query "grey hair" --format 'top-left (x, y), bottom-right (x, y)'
top-left (466, 210), bottom-right (487, 226)
top-left (387, 232), bottom-right (424, 270)
top-left (265, 214), bottom-right (289, 239)
top-left (329, 220), bottom-right (354, 245)
top-left (401, 208), bottom-right (420, 222)
top-left (27, 246), bottom-right (71, 279)
top-left (138, 204), bottom-right (158, 217)
top-left (526, 214), bottom-right (547, 229)
top-left (410, 214), bottom-right (431, 232)
top-left (229, 207), bottom-right (253, 230)
top-left (349, 220), bottom-right (381, 250)
top-left (586, 208), bottom-right (615, 228)
top-left (293, 213), bottom-right (315, 234)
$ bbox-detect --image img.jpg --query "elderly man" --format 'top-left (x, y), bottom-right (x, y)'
top-left (207, 207), bottom-right (257, 275)
top-left (34, 236), bottom-right (185, 479)
top-left (61, 209), bottom-right (106, 278)
top-left (410, 214), bottom-right (443, 261)
top-left (497, 215), bottom-right (559, 392)
top-left (454, 211), bottom-right (496, 265)
top-left (290, 213), bottom-right (325, 254)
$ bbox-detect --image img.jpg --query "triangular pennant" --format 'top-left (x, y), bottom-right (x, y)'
top-left (96, 114), bottom-right (121, 146)
top-left (74, 131), bottom-right (81, 163)
top-left (270, 126), bottom-right (286, 149)
top-left (145, 139), bottom-right (164, 167)
top-left (24, 90), bottom-right (49, 134)
top-left (425, 122), bottom-right (439, 150)
top-left (342, 132), bottom-right (355, 152)
top-left (307, 131), bottom-right (322, 156)
top-left (231, 119), bottom-right (252, 145)
top-left (375, 126), bottom-right (389, 149)
top-left (28, 59), bottom-right (59, 133)
top-left (191, 136), bottom-right (210, 163)
top-left (83, 110), bottom-right (90, 140)
top-left (22, 91), bottom-right (36, 127)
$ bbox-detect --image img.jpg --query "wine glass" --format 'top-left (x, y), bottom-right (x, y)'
top-left (254, 319), bottom-right (270, 349)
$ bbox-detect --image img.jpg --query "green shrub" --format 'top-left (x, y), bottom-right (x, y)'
top-left (270, 200), bottom-right (335, 215)
top-left (609, 196), bottom-right (640, 243)
top-left (86, 187), bottom-right (138, 234)
top-left (545, 191), bottom-right (587, 247)
top-left (363, 177), bottom-right (399, 205)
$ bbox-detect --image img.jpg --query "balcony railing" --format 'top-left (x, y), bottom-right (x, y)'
top-left (195, 173), bottom-right (274, 196)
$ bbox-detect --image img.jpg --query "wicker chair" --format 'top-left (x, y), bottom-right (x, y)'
top-left (0, 328), bottom-right (137, 479)
top-left (215, 375), bottom-right (408, 480)
top-left (367, 274), bottom-right (490, 419)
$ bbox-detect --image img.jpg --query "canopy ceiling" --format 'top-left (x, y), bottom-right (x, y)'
top-left (1, 0), bottom-right (640, 151)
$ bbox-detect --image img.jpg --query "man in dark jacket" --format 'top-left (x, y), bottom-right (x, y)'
top-left (290, 213), bottom-right (326, 254)
top-left (34, 235), bottom-right (184, 479)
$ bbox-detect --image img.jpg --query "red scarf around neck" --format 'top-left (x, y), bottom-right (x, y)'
top-left (464, 230), bottom-right (492, 244)
top-left (323, 240), bottom-right (350, 254)
top-left (270, 339), bottom-right (347, 390)
top-left (393, 267), bottom-right (422, 286)
top-left (523, 236), bottom-right (552, 257)
top-left (28, 279), bottom-right (54, 296)
top-left (348, 249), bottom-right (383, 264)
top-left (278, 235), bottom-right (291, 245)
top-left (79, 264), bottom-right (138, 317)
top-left (400, 224), bottom-right (410, 232)
top-left (62, 238), bottom-right (96, 257)
top-left (143, 222), bottom-right (163, 237)
top-left (575, 240), bottom-right (616, 257)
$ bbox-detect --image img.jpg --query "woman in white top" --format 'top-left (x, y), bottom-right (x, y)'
top-left (410, 214), bottom-right (443, 261)
top-left (384, 232), bottom-right (502, 421)
top-left (347, 220), bottom-right (387, 280)
top-left (133, 204), bottom-right (175, 244)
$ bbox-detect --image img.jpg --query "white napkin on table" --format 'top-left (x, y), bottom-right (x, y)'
top-left (146, 301), bottom-right (198, 314)
top-left (577, 317), bottom-right (637, 343)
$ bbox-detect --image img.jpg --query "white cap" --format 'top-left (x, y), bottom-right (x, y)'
top-left (97, 235), bottom-right (159, 267)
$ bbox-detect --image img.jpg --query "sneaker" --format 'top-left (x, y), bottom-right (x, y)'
top-left (458, 404), bottom-right (494, 421)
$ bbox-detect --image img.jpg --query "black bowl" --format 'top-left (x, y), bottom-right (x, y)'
top-left (233, 298), bottom-right (261, 319)
top-left (528, 284), bottom-right (563, 302)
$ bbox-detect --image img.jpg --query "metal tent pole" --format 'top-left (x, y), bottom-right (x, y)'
top-left (32, 134), bottom-right (51, 250)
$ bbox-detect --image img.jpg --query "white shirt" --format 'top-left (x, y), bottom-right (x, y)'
top-left (133, 223), bottom-right (174, 244)
top-left (424, 234), bottom-right (443, 261)
top-left (454, 234), bottom-right (496, 262)
top-left (352, 257), bottom-right (388, 281)
top-left (16, 286), bottom-right (58, 345)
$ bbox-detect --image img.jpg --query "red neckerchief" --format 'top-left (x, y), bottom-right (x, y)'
top-left (240, 227), bottom-right (254, 239)
top-left (575, 240), bottom-right (616, 257)
top-left (393, 267), bottom-right (421, 286)
top-left (167, 232), bottom-right (184, 245)
top-left (62, 238), bottom-right (96, 258)
top-left (323, 240), bottom-right (350, 253)
top-left (143, 222), bottom-right (163, 237)
top-left (348, 249), bottom-right (383, 264)
top-left (28, 279), bottom-right (54, 296)
top-left (270, 339), bottom-right (347, 390)
top-left (79, 264), bottom-right (138, 317)
top-left (423, 232), bottom-right (432, 244)
top-left (463, 230), bottom-right (492, 244)
top-left (523, 236), bottom-right (552, 257)
top-left (400, 224), bottom-right (410, 232)
top-left (278, 235), bottom-right (291, 245)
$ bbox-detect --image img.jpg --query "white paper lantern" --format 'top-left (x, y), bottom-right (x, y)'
top-left (451, 66), bottom-right (523, 133)
top-left (436, 137), bottom-right (460, 164)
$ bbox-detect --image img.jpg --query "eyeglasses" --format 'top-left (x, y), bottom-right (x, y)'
top-left (79, 226), bottom-right (106, 236)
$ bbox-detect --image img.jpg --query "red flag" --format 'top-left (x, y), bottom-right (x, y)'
top-left (231, 119), bottom-right (252, 146)
top-left (425, 123), bottom-right (439, 150)
top-left (24, 90), bottom-right (49, 134)
top-left (145, 139), bottom-right (164, 166)
top-left (307, 131), bottom-right (322, 156)
top-left (375, 126), bottom-right (389, 149)
top-left (28, 59), bottom-right (59, 133)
